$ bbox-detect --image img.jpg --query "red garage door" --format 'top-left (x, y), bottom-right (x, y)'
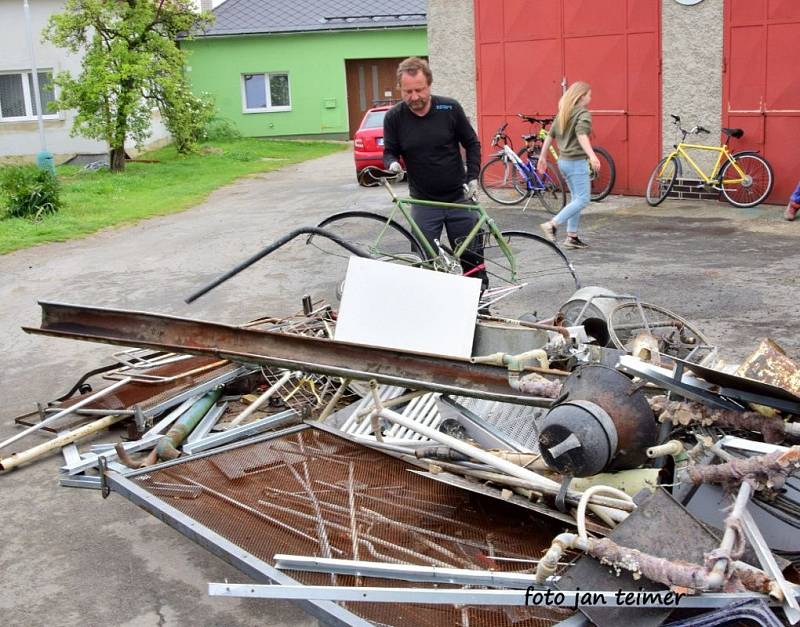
top-left (474, 0), bottom-right (661, 196)
top-left (724, 0), bottom-right (800, 202)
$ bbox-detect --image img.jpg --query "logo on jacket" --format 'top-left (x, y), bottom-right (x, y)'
top-left (435, 104), bottom-right (453, 110)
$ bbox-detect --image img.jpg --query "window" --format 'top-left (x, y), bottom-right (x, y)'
top-left (242, 72), bottom-right (290, 112)
top-left (0, 70), bottom-right (57, 121)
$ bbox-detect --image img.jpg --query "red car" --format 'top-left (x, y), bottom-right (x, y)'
top-left (353, 105), bottom-right (403, 178)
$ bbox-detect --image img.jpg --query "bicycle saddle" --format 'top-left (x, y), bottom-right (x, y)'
top-left (358, 166), bottom-right (399, 187)
top-left (522, 133), bottom-right (539, 141)
top-left (721, 127), bottom-right (744, 139)
top-left (519, 114), bottom-right (554, 125)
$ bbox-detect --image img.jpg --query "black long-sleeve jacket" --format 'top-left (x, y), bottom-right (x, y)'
top-left (383, 96), bottom-right (481, 202)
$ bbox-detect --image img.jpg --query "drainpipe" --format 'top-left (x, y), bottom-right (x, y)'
top-left (23, 0), bottom-right (54, 173)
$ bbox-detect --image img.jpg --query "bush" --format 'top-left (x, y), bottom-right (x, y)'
top-left (0, 165), bottom-right (62, 220)
top-left (204, 117), bottom-right (242, 141)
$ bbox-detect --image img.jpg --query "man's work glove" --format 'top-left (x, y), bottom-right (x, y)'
top-left (388, 161), bottom-right (403, 174)
top-left (466, 179), bottom-right (479, 199)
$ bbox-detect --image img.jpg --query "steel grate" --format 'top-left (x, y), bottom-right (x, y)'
top-left (132, 428), bottom-right (568, 626)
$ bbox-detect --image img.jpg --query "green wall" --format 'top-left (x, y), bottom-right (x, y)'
top-left (184, 28), bottom-right (427, 138)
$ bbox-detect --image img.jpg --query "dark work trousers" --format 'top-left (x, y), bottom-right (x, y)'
top-left (411, 197), bottom-right (489, 291)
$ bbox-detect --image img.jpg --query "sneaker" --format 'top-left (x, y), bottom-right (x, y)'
top-left (539, 222), bottom-right (557, 242)
top-left (563, 236), bottom-right (589, 249)
top-left (785, 201), bottom-right (799, 222)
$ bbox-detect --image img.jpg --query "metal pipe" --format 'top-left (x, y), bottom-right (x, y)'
top-left (227, 371), bottom-right (292, 428)
top-left (0, 413), bottom-right (128, 471)
top-left (155, 388), bottom-right (223, 460)
top-left (367, 382), bottom-right (625, 523)
top-left (0, 377), bottom-right (131, 452)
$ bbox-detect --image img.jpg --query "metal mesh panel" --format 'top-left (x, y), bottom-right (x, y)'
top-left (133, 429), bottom-right (568, 626)
top-left (451, 397), bottom-right (544, 453)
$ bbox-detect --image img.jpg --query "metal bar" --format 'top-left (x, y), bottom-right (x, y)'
top-left (207, 583), bottom-right (777, 608)
top-left (181, 409), bottom-right (297, 455)
top-left (59, 474), bottom-right (102, 489)
top-left (0, 377), bottom-right (131, 452)
top-left (273, 555), bottom-right (546, 588)
top-left (105, 472), bottom-right (371, 627)
top-left (740, 507), bottom-right (800, 624)
top-left (25, 302), bottom-right (555, 407)
top-left (142, 365), bottom-right (254, 421)
top-left (183, 402), bottom-right (227, 447)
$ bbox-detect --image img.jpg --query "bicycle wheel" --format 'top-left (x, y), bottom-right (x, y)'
top-left (522, 149), bottom-right (567, 214)
top-left (607, 301), bottom-right (711, 361)
top-left (309, 211), bottom-right (426, 302)
top-left (478, 230), bottom-right (580, 320)
top-left (590, 146), bottom-right (616, 201)
top-left (645, 156), bottom-right (679, 206)
top-left (479, 156), bottom-right (527, 205)
top-left (719, 153), bottom-right (774, 208)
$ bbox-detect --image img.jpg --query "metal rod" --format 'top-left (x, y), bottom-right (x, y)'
top-left (207, 583), bottom-right (779, 608)
top-left (0, 377), bottom-right (131, 452)
top-left (273, 555), bottom-right (547, 587)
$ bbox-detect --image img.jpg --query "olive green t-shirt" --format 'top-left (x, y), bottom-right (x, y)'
top-left (550, 107), bottom-right (592, 160)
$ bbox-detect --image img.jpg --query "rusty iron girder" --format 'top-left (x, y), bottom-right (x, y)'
top-left (24, 302), bottom-right (554, 407)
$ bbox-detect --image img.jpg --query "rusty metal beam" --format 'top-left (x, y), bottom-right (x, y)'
top-left (24, 302), bottom-right (553, 407)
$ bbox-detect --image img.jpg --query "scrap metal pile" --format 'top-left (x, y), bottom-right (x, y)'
top-left (5, 287), bottom-right (800, 627)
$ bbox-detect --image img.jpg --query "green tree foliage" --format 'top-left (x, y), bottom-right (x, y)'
top-left (44, 0), bottom-right (214, 172)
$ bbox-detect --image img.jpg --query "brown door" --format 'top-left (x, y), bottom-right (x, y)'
top-left (345, 57), bottom-right (409, 138)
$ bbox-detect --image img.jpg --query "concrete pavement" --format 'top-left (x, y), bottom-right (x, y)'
top-left (1, 147), bottom-right (798, 626)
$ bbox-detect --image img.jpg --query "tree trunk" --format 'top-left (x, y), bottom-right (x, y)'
top-left (110, 146), bottom-right (126, 172)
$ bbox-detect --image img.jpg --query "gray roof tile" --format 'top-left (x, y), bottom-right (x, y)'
top-left (200, 0), bottom-right (426, 37)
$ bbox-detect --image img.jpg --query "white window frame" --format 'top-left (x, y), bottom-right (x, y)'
top-left (0, 69), bottom-right (60, 122)
top-left (240, 72), bottom-right (291, 113)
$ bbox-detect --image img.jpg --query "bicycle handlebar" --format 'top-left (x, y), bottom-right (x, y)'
top-left (491, 122), bottom-right (510, 146)
top-left (671, 114), bottom-right (714, 138)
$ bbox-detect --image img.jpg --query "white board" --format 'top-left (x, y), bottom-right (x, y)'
top-left (334, 257), bottom-right (481, 359)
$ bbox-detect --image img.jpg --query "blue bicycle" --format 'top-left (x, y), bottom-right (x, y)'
top-left (478, 122), bottom-right (567, 214)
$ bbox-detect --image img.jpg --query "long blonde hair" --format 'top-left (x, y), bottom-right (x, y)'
top-left (555, 81), bottom-right (591, 136)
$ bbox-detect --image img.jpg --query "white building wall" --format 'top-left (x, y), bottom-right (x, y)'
top-left (0, 0), bottom-right (170, 161)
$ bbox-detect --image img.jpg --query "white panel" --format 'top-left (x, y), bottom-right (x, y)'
top-left (334, 257), bottom-right (481, 359)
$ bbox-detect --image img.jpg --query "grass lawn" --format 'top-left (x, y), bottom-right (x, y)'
top-left (0, 138), bottom-right (347, 255)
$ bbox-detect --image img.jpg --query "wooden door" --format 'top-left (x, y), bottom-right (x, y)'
top-left (345, 57), bottom-right (408, 138)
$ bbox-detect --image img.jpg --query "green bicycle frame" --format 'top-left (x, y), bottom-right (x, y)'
top-left (380, 181), bottom-right (518, 281)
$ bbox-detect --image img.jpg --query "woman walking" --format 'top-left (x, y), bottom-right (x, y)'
top-left (538, 82), bottom-right (601, 249)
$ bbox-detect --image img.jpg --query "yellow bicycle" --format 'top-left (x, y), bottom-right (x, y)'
top-left (646, 114), bottom-right (774, 208)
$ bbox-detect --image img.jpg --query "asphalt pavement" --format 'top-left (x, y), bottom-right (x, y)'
top-left (1, 146), bottom-right (797, 626)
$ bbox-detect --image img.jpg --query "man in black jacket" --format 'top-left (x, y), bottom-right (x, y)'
top-left (383, 57), bottom-right (486, 288)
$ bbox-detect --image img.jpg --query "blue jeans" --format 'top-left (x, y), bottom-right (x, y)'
top-left (553, 158), bottom-right (591, 234)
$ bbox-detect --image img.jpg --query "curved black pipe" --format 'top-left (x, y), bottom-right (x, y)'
top-left (185, 226), bottom-right (369, 303)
